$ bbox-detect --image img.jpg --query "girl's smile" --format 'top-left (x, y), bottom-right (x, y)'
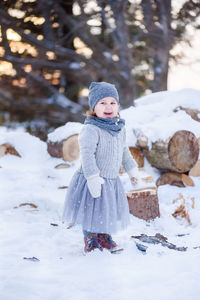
top-left (94, 97), bottom-right (119, 118)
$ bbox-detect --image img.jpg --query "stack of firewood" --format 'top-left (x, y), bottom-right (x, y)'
top-left (1, 117), bottom-right (199, 224)
top-left (45, 127), bottom-right (200, 223)
top-left (133, 129), bottom-right (200, 223)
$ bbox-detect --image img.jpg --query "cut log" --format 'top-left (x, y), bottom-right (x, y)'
top-left (181, 174), bottom-right (195, 186)
top-left (47, 134), bottom-right (80, 162)
top-left (129, 147), bottom-right (144, 168)
top-left (156, 173), bottom-right (184, 187)
top-left (156, 172), bottom-right (194, 187)
top-left (197, 137), bottom-right (200, 149)
top-left (189, 160), bottom-right (200, 177)
top-left (168, 131), bottom-right (199, 172)
top-left (140, 130), bottom-right (199, 173)
top-left (127, 187), bottom-right (160, 221)
top-left (174, 106), bottom-right (200, 122)
top-left (0, 143), bottom-right (21, 158)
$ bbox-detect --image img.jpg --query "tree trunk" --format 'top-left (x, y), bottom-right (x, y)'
top-left (137, 130), bottom-right (199, 173)
top-left (104, 0), bottom-right (137, 106)
top-left (141, 0), bottom-right (172, 92)
top-left (152, 48), bottom-right (169, 91)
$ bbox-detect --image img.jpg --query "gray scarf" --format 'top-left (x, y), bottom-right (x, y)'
top-left (85, 116), bottom-right (125, 136)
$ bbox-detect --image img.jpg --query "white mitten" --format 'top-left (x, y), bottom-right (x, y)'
top-left (127, 168), bottom-right (140, 186)
top-left (86, 174), bottom-right (104, 198)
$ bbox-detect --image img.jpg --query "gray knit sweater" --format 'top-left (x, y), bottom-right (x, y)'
top-left (78, 124), bottom-right (137, 179)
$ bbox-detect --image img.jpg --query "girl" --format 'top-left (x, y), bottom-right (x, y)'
top-left (62, 82), bottom-right (138, 253)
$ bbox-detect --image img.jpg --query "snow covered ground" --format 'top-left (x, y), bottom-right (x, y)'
top-left (1, 89), bottom-right (200, 300)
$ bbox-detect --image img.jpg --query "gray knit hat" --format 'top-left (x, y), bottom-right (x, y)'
top-left (88, 82), bottom-right (119, 110)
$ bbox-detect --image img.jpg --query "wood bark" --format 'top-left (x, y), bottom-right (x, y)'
top-left (198, 138), bottom-right (200, 149)
top-left (119, 147), bottom-right (144, 175)
top-left (156, 172), bottom-right (194, 187)
top-left (0, 143), bottom-right (21, 158)
top-left (174, 106), bottom-right (200, 122)
top-left (127, 187), bottom-right (160, 221)
top-left (138, 130), bottom-right (199, 173)
top-left (172, 193), bottom-right (195, 225)
top-left (132, 233), bottom-right (187, 252)
top-left (47, 134), bottom-right (80, 162)
top-left (129, 147), bottom-right (144, 168)
top-left (55, 163), bottom-right (71, 169)
top-left (168, 130), bottom-right (199, 172)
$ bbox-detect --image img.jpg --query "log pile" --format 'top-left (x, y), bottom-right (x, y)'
top-left (135, 129), bottom-right (200, 189)
top-left (128, 129), bottom-right (200, 223)
top-left (136, 130), bottom-right (199, 173)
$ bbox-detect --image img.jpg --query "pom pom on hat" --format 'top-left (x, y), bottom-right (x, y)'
top-left (88, 82), bottom-right (119, 110)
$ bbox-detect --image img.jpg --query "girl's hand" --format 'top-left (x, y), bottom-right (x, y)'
top-left (86, 174), bottom-right (104, 198)
top-left (127, 168), bottom-right (139, 187)
top-left (130, 177), bottom-right (138, 186)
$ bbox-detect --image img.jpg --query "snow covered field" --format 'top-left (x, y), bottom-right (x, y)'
top-left (1, 89), bottom-right (200, 300)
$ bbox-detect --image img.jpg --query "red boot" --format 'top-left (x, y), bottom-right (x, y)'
top-left (98, 234), bottom-right (118, 250)
top-left (84, 234), bottom-right (103, 253)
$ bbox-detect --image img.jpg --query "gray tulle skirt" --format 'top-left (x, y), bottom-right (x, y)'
top-left (62, 171), bottom-right (130, 234)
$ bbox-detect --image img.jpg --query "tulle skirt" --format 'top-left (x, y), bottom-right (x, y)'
top-left (62, 171), bottom-right (130, 234)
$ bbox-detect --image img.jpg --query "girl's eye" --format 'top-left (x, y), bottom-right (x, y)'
top-left (100, 101), bottom-right (116, 105)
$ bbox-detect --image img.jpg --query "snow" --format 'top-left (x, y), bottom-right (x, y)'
top-left (1, 89), bottom-right (200, 300)
top-left (121, 88), bottom-right (200, 147)
top-left (48, 122), bottom-right (83, 142)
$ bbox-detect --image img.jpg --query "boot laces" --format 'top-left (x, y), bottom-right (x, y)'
top-left (104, 234), bottom-right (115, 246)
top-left (86, 235), bottom-right (102, 251)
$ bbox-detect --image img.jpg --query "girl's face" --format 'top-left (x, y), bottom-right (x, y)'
top-left (94, 97), bottom-right (119, 118)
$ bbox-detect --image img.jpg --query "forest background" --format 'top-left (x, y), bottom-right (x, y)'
top-left (0, 0), bottom-right (200, 139)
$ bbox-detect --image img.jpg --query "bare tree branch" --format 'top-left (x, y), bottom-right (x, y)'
top-left (0, 8), bottom-right (100, 69)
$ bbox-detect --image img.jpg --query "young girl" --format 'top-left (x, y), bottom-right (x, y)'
top-left (62, 82), bottom-right (138, 253)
